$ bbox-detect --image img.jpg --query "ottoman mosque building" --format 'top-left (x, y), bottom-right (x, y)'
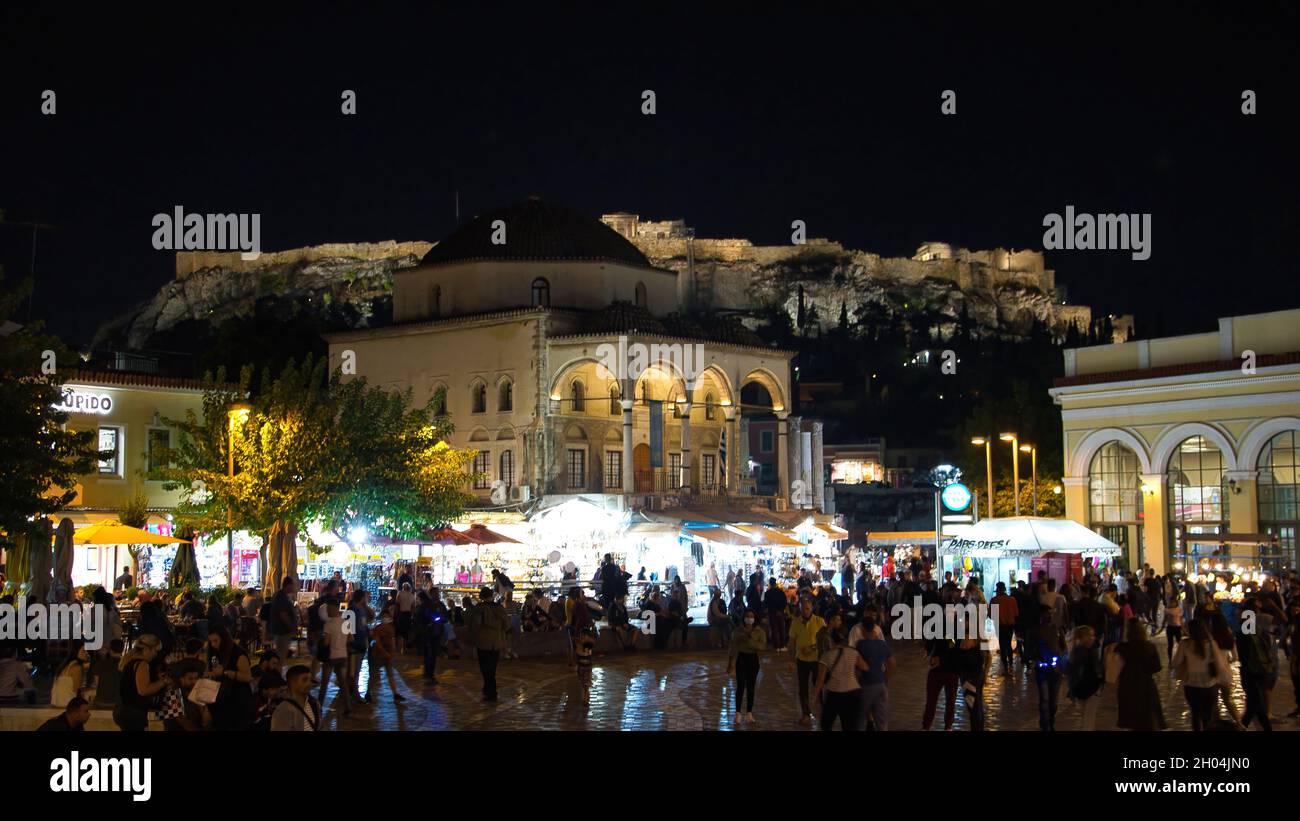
top-left (327, 198), bottom-right (819, 514)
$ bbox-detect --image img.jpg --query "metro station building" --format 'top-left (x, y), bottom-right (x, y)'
top-left (1051, 308), bottom-right (1300, 574)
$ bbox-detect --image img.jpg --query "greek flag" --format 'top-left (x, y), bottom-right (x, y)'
top-left (719, 425), bottom-right (727, 483)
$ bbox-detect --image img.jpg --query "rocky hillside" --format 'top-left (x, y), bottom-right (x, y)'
top-left (96, 241), bottom-right (431, 350)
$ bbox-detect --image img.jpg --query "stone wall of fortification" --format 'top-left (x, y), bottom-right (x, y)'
top-left (175, 240), bottom-right (433, 279)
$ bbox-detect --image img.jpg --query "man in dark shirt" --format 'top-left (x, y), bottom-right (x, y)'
top-left (1073, 586), bottom-right (1109, 649)
top-left (37, 697), bottom-right (91, 731)
top-left (763, 578), bottom-right (789, 649)
top-left (113, 566), bottom-right (134, 592)
top-left (269, 576), bottom-right (300, 662)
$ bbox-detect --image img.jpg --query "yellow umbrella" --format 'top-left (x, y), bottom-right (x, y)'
top-left (72, 520), bottom-right (187, 545)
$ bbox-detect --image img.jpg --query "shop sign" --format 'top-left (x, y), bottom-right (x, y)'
top-left (54, 387), bottom-right (114, 415)
top-left (940, 482), bottom-right (972, 512)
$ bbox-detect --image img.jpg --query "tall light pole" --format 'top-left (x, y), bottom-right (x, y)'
top-left (971, 437), bottom-right (994, 518)
top-left (1000, 433), bottom-right (1019, 516)
top-left (227, 403), bottom-right (252, 584)
top-left (1020, 443), bottom-right (1038, 514)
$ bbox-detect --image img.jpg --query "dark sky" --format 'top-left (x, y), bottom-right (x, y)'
top-left (2, 3), bottom-right (1298, 347)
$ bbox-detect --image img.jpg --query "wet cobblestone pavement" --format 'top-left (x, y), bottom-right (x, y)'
top-left (316, 639), bottom-right (1299, 731)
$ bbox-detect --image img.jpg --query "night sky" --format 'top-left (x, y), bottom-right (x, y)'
top-left (2, 3), bottom-right (1297, 347)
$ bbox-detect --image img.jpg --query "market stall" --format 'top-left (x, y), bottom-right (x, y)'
top-left (940, 517), bottom-right (1122, 591)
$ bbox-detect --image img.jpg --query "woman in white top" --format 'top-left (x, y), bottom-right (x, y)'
top-left (50, 642), bottom-right (90, 708)
top-left (812, 615), bottom-right (870, 731)
top-left (1171, 618), bottom-right (1231, 731)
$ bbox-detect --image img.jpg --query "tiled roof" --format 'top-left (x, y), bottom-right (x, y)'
top-left (422, 199), bottom-right (652, 268)
top-left (62, 369), bottom-right (232, 392)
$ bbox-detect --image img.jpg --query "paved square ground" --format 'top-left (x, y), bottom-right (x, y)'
top-left (314, 638), bottom-right (1299, 731)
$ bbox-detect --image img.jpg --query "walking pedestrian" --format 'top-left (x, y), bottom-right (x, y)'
top-left (1172, 619), bottom-right (1230, 731)
top-left (952, 634), bottom-right (991, 731)
top-left (990, 582), bottom-right (1018, 677)
top-left (764, 577), bottom-right (789, 649)
top-left (1034, 609), bottom-right (1066, 730)
top-left (854, 614), bottom-right (894, 730)
top-left (811, 615), bottom-right (868, 731)
top-left (787, 596), bottom-right (828, 726)
top-left (466, 586), bottom-right (509, 701)
top-left (727, 608), bottom-right (766, 725)
top-left (1109, 618), bottom-right (1166, 731)
top-left (271, 665), bottom-right (321, 731)
top-left (1067, 626), bottom-right (1104, 730)
top-left (316, 598), bottom-right (352, 717)
top-left (1236, 600), bottom-right (1276, 731)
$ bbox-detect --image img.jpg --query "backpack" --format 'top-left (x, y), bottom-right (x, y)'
top-left (258, 600), bottom-right (274, 625)
top-left (307, 597), bottom-right (326, 634)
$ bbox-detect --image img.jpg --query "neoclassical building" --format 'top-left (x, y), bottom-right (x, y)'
top-left (1050, 307), bottom-right (1300, 574)
top-left (326, 199), bottom-right (814, 512)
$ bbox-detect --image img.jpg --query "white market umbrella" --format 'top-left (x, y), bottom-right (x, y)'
top-left (941, 517), bottom-right (1121, 557)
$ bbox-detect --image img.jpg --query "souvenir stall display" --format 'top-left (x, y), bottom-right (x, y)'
top-left (529, 499), bottom-right (625, 587)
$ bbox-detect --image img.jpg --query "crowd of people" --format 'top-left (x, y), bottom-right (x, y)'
top-left (4, 555), bottom-right (1298, 733)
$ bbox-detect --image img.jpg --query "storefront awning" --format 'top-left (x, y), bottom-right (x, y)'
top-left (813, 523), bottom-right (849, 539)
top-left (687, 527), bottom-right (756, 547)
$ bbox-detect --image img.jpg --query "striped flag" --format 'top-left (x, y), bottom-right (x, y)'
top-left (719, 425), bottom-right (727, 483)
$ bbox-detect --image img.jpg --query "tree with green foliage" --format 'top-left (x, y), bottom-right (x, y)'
top-left (155, 356), bottom-right (479, 548)
top-left (0, 272), bottom-right (105, 549)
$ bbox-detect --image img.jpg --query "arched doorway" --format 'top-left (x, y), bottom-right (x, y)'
top-left (633, 443), bottom-right (651, 492)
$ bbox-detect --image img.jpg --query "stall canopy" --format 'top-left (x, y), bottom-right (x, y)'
top-left (687, 527), bottom-right (754, 546)
top-left (423, 527), bottom-right (478, 545)
top-left (462, 523), bottom-right (521, 544)
top-left (941, 517), bottom-right (1121, 556)
top-left (732, 524), bottom-right (804, 547)
top-left (72, 521), bottom-right (186, 545)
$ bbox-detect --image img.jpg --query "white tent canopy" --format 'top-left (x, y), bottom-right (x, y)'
top-left (941, 517), bottom-right (1121, 557)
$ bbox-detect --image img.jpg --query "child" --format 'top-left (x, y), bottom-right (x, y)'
top-left (574, 625), bottom-right (597, 697)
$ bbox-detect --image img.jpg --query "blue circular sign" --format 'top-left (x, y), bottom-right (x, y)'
top-left (941, 482), bottom-right (972, 512)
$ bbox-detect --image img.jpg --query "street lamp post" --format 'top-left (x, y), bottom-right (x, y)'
top-left (1000, 433), bottom-right (1019, 516)
top-left (227, 402), bottom-right (252, 585)
top-left (1020, 443), bottom-right (1038, 514)
top-left (970, 437), bottom-right (994, 518)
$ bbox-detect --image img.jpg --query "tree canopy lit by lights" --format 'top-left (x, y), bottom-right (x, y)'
top-left (156, 355), bottom-right (480, 545)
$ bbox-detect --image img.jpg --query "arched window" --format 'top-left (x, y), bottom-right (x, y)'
top-left (429, 284), bottom-right (441, 317)
top-left (705, 391), bottom-right (716, 420)
top-left (634, 281), bottom-right (647, 308)
top-left (531, 277), bottom-right (550, 307)
top-left (1089, 442), bottom-right (1141, 524)
top-left (430, 385), bottom-right (447, 417)
top-left (471, 382), bottom-right (487, 414)
top-left (498, 379), bottom-right (513, 412)
top-left (472, 450), bottom-right (490, 489)
top-left (499, 450), bottom-right (515, 487)
top-left (571, 380), bottom-right (585, 412)
top-left (608, 384), bottom-right (621, 415)
top-left (1167, 435), bottom-right (1227, 564)
top-left (1257, 429), bottom-right (1299, 572)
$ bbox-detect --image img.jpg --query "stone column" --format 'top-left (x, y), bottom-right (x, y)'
top-left (811, 420), bottom-right (825, 512)
top-left (1140, 473), bottom-right (1168, 575)
top-left (776, 411), bottom-right (790, 502)
top-left (680, 401), bottom-right (693, 493)
top-left (787, 415), bottom-right (803, 498)
top-left (621, 398), bottom-right (634, 492)
top-left (738, 416), bottom-right (753, 494)
top-left (725, 409), bottom-right (739, 493)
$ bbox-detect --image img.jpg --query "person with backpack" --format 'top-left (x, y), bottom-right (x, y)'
top-left (466, 587), bottom-right (509, 701)
top-left (415, 588), bottom-right (450, 683)
top-left (1236, 600), bottom-right (1276, 731)
top-left (267, 576), bottom-right (299, 664)
top-left (272, 665), bottom-right (321, 731)
top-left (1067, 625), bottom-right (1104, 730)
